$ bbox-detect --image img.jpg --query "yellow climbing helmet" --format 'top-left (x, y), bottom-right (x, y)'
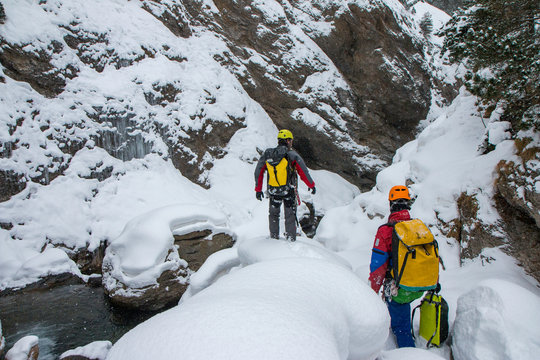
top-left (389, 185), bottom-right (411, 201)
top-left (277, 129), bottom-right (293, 140)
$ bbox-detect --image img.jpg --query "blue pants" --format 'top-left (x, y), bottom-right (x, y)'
top-left (387, 300), bottom-right (415, 348)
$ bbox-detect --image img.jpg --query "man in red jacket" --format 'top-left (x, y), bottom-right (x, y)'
top-left (254, 129), bottom-right (316, 241)
top-left (369, 185), bottom-right (423, 348)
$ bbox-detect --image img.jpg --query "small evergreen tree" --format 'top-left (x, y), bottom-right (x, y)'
top-left (419, 12), bottom-right (434, 36)
top-left (441, 0), bottom-right (540, 131)
top-left (0, 2), bottom-right (6, 25)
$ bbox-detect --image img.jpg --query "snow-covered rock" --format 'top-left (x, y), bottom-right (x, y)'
top-left (5, 335), bottom-right (39, 360)
top-left (102, 204), bottom-right (235, 310)
top-left (452, 279), bottom-right (540, 360)
top-left (107, 252), bottom-right (389, 360)
top-left (60, 340), bottom-right (112, 360)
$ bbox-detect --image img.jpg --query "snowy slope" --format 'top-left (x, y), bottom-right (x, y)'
top-left (0, 1), bottom-right (539, 360)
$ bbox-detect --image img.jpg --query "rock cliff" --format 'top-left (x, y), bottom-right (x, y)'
top-left (0, 0), bottom-right (452, 199)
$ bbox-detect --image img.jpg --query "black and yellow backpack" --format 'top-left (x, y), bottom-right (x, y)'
top-left (389, 219), bottom-right (440, 292)
top-left (265, 146), bottom-right (294, 195)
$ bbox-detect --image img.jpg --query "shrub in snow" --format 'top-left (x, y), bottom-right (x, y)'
top-left (452, 279), bottom-right (540, 360)
top-left (419, 12), bottom-right (433, 36)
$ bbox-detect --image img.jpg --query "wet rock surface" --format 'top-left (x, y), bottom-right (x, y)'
top-left (175, 231), bottom-right (236, 272)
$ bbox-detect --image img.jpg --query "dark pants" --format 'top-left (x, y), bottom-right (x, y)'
top-left (387, 300), bottom-right (415, 348)
top-left (269, 192), bottom-right (297, 241)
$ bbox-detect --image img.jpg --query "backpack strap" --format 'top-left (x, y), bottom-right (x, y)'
top-left (380, 222), bottom-right (396, 280)
top-left (379, 222), bottom-right (396, 229)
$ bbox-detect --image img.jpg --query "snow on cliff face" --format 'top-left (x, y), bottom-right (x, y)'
top-left (0, 0), bottom-right (445, 282)
top-left (0, 0), bottom-right (447, 201)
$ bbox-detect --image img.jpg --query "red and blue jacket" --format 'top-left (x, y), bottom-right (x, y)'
top-left (368, 209), bottom-right (411, 293)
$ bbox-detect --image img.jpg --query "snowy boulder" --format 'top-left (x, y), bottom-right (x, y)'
top-left (182, 236), bottom-right (352, 300)
top-left (0, 230), bottom-right (84, 293)
top-left (452, 279), bottom-right (540, 360)
top-left (5, 335), bottom-right (39, 360)
top-left (106, 257), bottom-right (390, 360)
top-left (60, 340), bottom-right (112, 360)
top-left (102, 204), bottom-right (235, 311)
top-left (379, 347), bottom-right (446, 360)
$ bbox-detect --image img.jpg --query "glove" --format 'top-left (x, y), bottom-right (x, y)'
top-left (256, 191), bottom-right (264, 201)
top-left (435, 283), bottom-right (441, 293)
top-left (309, 187), bottom-right (316, 194)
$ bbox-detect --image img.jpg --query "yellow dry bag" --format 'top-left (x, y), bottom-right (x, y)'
top-left (412, 292), bottom-right (449, 347)
top-left (391, 219), bottom-right (439, 291)
top-left (266, 157), bottom-right (289, 187)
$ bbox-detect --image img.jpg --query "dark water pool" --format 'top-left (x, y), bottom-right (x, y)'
top-left (0, 284), bottom-right (159, 359)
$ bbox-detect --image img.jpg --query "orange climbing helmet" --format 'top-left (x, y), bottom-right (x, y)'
top-left (388, 185), bottom-right (411, 201)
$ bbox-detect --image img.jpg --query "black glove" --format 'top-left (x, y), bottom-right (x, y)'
top-left (256, 191), bottom-right (264, 201)
top-left (309, 187), bottom-right (316, 194)
top-left (435, 283), bottom-right (441, 293)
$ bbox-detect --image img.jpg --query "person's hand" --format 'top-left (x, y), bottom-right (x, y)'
top-left (256, 191), bottom-right (264, 201)
top-left (309, 187), bottom-right (316, 194)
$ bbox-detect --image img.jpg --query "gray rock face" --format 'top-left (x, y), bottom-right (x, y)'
top-left (0, 42), bottom-right (78, 98)
top-left (174, 231), bottom-right (236, 272)
top-left (203, 0), bottom-right (434, 188)
top-left (494, 142), bottom-right (540, 282)
top-left (425, 0), bottom-right (463, 14)
top-left (455, 193), bottom-right (506, 261)
top-left (0, 0), bottom-right (453, 200)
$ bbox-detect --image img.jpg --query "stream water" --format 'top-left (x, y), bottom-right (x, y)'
top-left (0, 284), bottom-right (159, 359)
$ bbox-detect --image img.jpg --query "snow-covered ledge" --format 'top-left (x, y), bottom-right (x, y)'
top-left (102, 204), bottom-right (234, 311)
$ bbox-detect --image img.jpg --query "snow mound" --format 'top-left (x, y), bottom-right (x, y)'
top-left (238, 236), bottom-right (352, 268)
top-left (380, 347), bottom-right (446, 360)
top-left (103, 204), bottom-right (230, 291)
top-left (107, 257), bottom-right (389, 360)
top-left (5, 335), bottom-right (38, 360)
top-left (452, 279), bottom-right (540, 360)
top-left (60, 340), bottom-right (112, 360)
top-left (0, 229), bottom-right (83, 291)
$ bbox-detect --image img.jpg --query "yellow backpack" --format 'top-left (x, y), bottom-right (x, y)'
top-left (265, 147), bottom-right (293, 192)
top-left (390, 219), bottom-right (439, 291)
top-left (267, 157), bottom-right (289, 187)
